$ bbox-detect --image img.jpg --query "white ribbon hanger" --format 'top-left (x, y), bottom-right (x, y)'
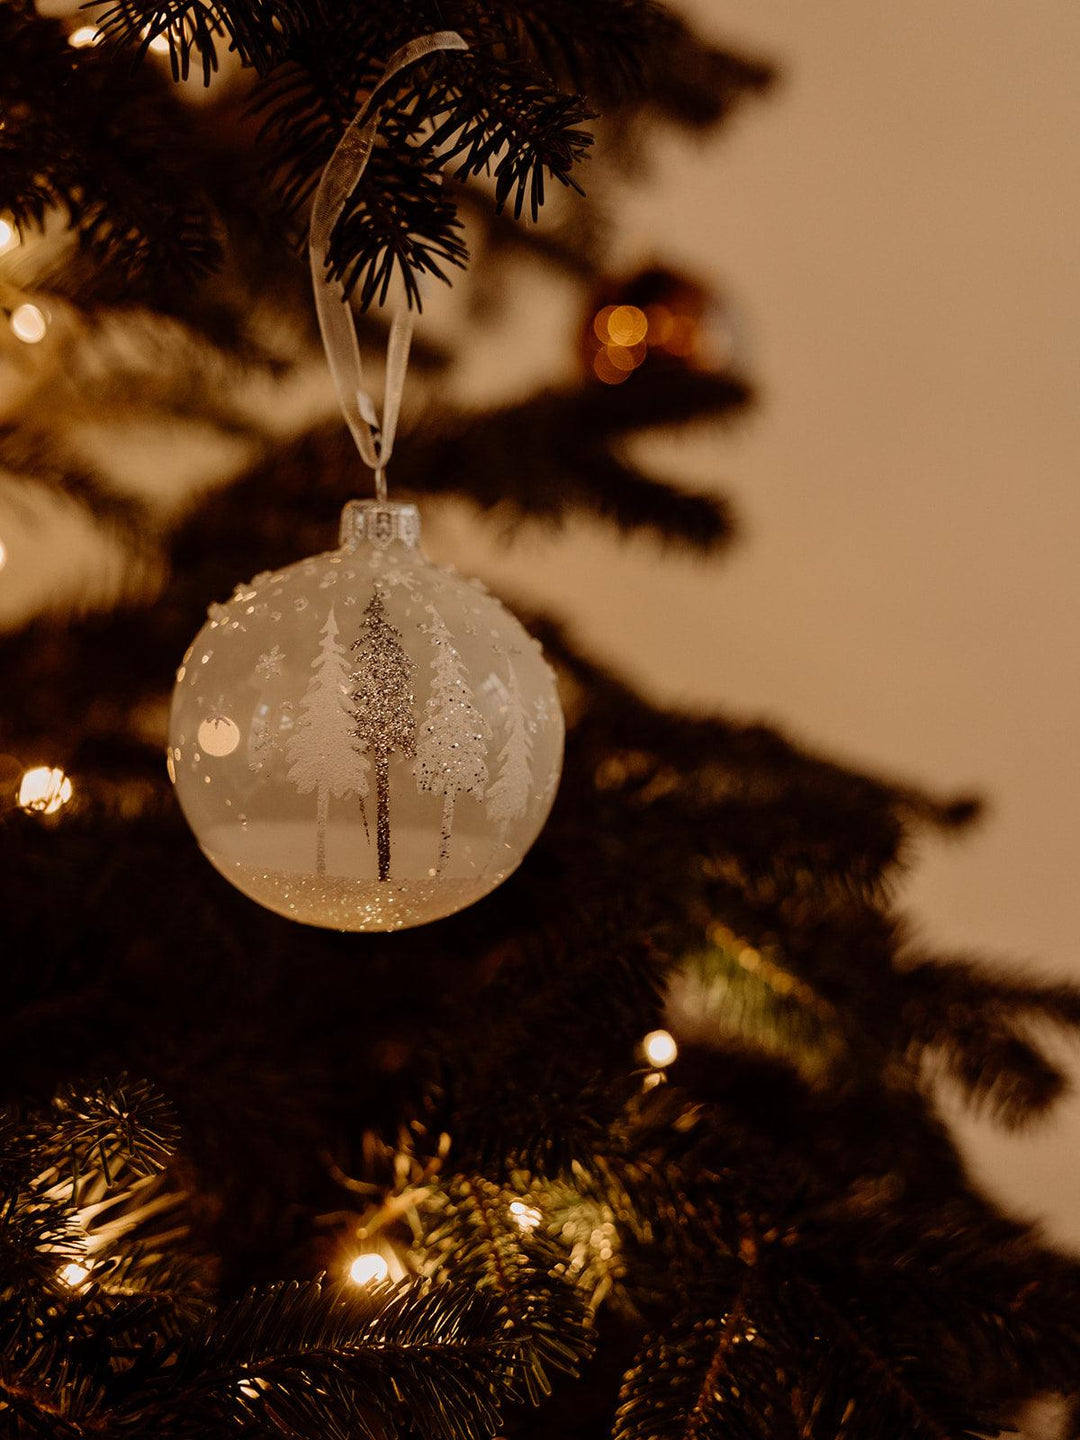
top-left (308, 31), bottom-right (469, 501)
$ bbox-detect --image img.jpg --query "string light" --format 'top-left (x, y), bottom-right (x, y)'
top-left (348, 1253), bottom-right (389, 1286)
top-left (508, 1200), bottom-right (542, 1233)
top-left (10, 303), bottom-right (47, 344)
top-left (589, 303), bottom-right (651, 384)
top-left (68, 26), bottom-right (100, 48)
top-left (17, 766), bottom-right (73, 815)
top-left (59, 1261), bottom-right (91, 1287)
top-left (606, 305), bottom-right (648, 347)
top-left (642, 1029), bottom-right (678, 1068)
top-left (0, 219), bottom-right (18, 256)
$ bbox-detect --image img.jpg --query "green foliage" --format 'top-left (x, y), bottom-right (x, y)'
top-left (419, 1173), bottom-right (594, 1403)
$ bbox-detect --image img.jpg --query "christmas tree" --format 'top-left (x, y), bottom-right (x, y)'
top-left (486, 658), bottom-right (534, 837)
top-left (351, 586), bottom-right (417, 881)
top-left (414, 605), bottom-right (489, 873)
top-left (1, 3), bottom-right (1079, 1440)
top-left (286, 604), bottom-right (370, 875)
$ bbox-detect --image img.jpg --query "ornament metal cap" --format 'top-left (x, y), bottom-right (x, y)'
top-left (339, 499), bottom-right (421, 552)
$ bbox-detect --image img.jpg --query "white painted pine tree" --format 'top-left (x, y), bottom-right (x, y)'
top-left (415, 606), bottom-right (489, 874)
top-left (485, 656), bottom-right (533, 841)
top-left (286, 606), bottom-right (370, 875)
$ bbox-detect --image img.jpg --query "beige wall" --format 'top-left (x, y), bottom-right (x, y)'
top-left (431, 0), bottom-right (1080, 1244)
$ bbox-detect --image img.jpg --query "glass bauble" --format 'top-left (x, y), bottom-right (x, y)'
top-left (168, 501), bottom-right (564, 931)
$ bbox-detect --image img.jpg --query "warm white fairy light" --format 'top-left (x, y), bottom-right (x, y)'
top-left (68, 26), bottom-right (100, 48)
top-left (508, 1199), bottom-right (542, 1233)
top-left (10, 303), bottom-right (47, 344)
top-left (642, 1029), bottom-right (678, 1068)
top-left (18, 766), bottom-right (73, 815)
top-left (59, 1261), bottom-right (91, 1287)
top-left (348, 1253), bottom-right (389, 1286)
top-left (0, 219), bottom-right (18, 256)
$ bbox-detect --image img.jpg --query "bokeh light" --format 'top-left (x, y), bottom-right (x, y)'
top-left (68, 26), bottom-right (100, 48)
top-left (18, 766), bottom-right (73, 815)
top-left (508, 1199), bottom-right (542, 1232)
top-left (642, 1029), bottom-right (678, 1068)
top-left (0, 219), bottom-right (18, 256)
top-left (348, 1253), bottom-right (389, 1286)
top-left (606, 305), bottom-right (648, 347)
top-left (10, 304), bottom-right (47, 344)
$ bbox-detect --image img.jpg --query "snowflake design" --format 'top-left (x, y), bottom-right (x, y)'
top-left (256, 645), bottom-right (285, 681)
top-left (370, 556), bottom-right (420, 593)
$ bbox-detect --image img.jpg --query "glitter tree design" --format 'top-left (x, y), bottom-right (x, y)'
top-left (486, 657), bottom-right (533, 838)
top-left (415, 606), bottom-right (489, 874)
top-left (351, 588), bottom-right (416, 882)
top-left (286, 606), bottom-right (370, 876)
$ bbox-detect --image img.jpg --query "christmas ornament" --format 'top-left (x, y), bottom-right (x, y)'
top-left (168, 499), bottom-right (562, 931)
top-left (168, 34), bottom-right (564, 931)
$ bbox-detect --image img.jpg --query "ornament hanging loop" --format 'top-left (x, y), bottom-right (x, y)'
top-left (308, 31), bottom-right (468, 498)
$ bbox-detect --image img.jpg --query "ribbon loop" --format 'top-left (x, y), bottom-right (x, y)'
top-left (308, 31), bottom-right (468, 500)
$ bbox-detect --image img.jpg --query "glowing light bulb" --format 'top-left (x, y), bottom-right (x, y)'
top-left (643, 1029), bottom-right (678, 1068)
top-left (0, 220), bottom-right (18, 256)
top-left (59, 1262), bottom-right (91, 1287)
top-left (348, 1253), bottom-right (389, 1286)
top-left (143, 29), bottom-right (171, 54)
top-left (18, 766), bottom-right (73, 815)
top-left (68, 26), bottom-right (100, 48)
top-left (508, 1200), bottom-right (542, 1233)
top-left (10, 304), bottom-right (47, 344)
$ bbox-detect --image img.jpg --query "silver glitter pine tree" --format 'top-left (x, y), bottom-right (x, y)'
top-left (350, 588), bottom-right (416, 881)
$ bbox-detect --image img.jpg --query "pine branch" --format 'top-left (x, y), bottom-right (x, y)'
top-left (90, 0), bottom-right (309, 81)
top-left (897, 955), bottom-right (1080, 1127)
top-left (0, 4), bottom-right (221, 289)
top-left (177, 1279), bottom-right (516, 1440)
top-left (666, 937), bottom-right (847, 1081)
top-left (420, 1174), bottom-right (593, 1403)
top-left (492, 0), bottom-right (657, 102)
top-left (49, 1077), bottom-right (179, 1189)
top-left (423, 51), bottom-right (593, 223)
top-left (614, 1270), bottom-right (794, 1440)
top-left (630, 10), bottom-right (774, 131)
top-left (399, 369), bottom-right (749, 547)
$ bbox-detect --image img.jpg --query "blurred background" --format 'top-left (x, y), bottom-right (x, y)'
top-left (420, 0), bottom-right (1080, 1247)
top-left (3, 0), bottom-right (1078, 1240)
